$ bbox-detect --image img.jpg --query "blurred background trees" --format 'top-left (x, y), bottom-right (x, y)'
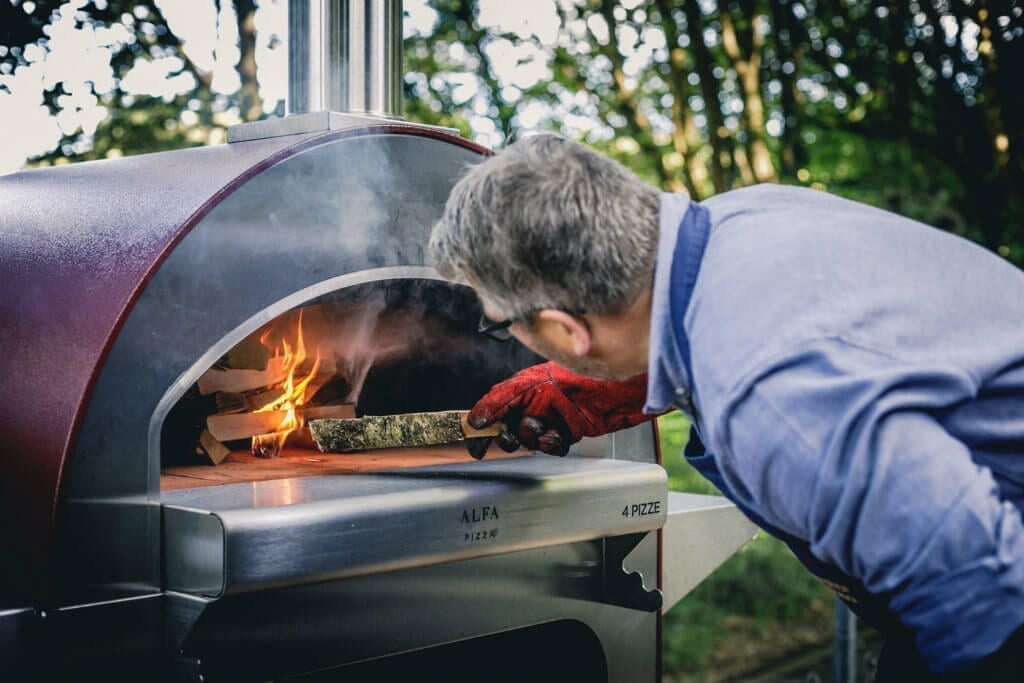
top-left (3, 0), bottom-right (1021, 262)
top-left (403, 0), bottom-right (1023, 262)
top-left (1, 0), bottom-right (280, 161)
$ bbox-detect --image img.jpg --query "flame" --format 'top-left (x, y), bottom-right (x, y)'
top-left (252, 310), bottom-right (322, 458)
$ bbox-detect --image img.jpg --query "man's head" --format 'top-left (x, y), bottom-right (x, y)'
top-left (429, 134), bottom-right (660, 379)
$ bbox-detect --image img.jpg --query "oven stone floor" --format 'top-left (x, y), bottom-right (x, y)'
top-left (161, 445), bottom-right (533, 490)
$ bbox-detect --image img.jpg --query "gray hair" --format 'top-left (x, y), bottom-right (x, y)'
top-left (429, 134), bottom-right (660, 319)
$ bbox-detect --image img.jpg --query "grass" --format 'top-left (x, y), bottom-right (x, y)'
top-left (657, 412), bottom-right (835, 682)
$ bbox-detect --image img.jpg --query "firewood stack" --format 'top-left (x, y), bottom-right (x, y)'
top-left (193, 335), bottom-right (354, 464)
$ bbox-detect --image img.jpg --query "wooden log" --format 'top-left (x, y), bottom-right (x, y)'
top-left (197, 355), bottom-right (337, 396)
top-left (298, 404), bottom-right (357, 422)
top-left (309, 410), bottom-right (504, 453)
top-left (198, 357), bottom-right (288, 395)
top-left (213, 363), bottom-right (340, 414)
top-left (224, 335), bottom-right (270, 370)
top-left (197, 429), bottom-right (230, 465)
top-left (215, 387), bottom-right (285, 414)
top-left (207, 403), bottom-right (355, 442)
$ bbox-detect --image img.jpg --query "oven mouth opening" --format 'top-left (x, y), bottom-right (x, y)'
top-left (158, 278), bottom-right (540, 492)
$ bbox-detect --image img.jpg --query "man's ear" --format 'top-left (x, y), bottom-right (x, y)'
top-left (535, 309), bottom-right (592, 356)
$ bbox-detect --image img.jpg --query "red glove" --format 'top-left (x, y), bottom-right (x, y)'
top-left (466, 362), bottom-right (654, 458)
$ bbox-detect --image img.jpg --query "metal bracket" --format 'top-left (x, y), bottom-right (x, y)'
top-left (166, 592), bottom-right (213, 682)
top-left (661, 492), bottom-right (759, 612)
top-left (602, 533), bottom-right (663, 612)
top-left (165, 592), bottom-right (213, 658)
top-left (227, 111), bottom-right (459, 143)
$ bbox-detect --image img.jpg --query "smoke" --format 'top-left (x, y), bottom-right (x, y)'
top-left (249, 279), bottom-right (541, 417)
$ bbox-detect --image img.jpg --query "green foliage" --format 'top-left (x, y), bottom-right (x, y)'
top-left (658, 412), bottom-right (718, 496)
top-left (3, 0), bottom-right (268, 166)
top-left (46, 95), bottom-right (210, 164)
top-left (661, 546), bottom-right (834, 679)
top-left (398, 0), bottom-right (1024, 266)
top-left (657, 413), bottom-right (833, 678)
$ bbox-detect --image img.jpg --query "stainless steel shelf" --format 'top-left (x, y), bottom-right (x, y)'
top-left (660, 492), bottom-right (759, 612)
top-left (162, 456), bottom-right (668, 597)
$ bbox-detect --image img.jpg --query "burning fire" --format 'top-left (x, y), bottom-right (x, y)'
top-left (251, 311), bottom-right (322, 458)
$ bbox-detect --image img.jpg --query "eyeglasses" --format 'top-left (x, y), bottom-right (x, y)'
top-left (477, 313), bottom-right (525, 341)
top-left (477, 308), bottom-right (587, 341)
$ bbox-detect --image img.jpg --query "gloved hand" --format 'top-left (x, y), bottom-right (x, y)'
top-left (465, 361), bottom-right (654, 458)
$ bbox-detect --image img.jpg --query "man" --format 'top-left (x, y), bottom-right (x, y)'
top-left (428, 134), bottom-right (1024, 680)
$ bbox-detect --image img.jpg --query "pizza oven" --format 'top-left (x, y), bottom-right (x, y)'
top-left (0, 1), bottom-right (757, 681)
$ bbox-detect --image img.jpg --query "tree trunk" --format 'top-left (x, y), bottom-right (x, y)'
top-left (235, 0), bottom-right (262, 121)
top-left (960, 0), bottom-right (1012, 250)
top-left (913, 0), bottom-right (1011, 251)
top-left (884, 1), bottom-right (913, 135)
top-left (974, 2), bottom-right (1013, 188)
top-left (987, 0), bottom-right (1024, 190)
top-left (769, 0), bottom-right (804, 178)
top-left (656, 0), bottom-right (702, 198)
top-left (683, 115), bottom-right (708, 194)
top-left (143, 0), bottom-right (217, 126)
top-left (719, 1), bottom-right (777, 183)
top-left (732, 141), bottom-right (757, 186)
top-left (683, 1), bottom-right (727, 192)
top-left (588, 0), bottom-right (683, 192)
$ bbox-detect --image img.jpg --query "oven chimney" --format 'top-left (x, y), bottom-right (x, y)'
top-left (288, 0), bottom-right (403, 118)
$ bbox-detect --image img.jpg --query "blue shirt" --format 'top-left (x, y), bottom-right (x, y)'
top-left (645, 184), bottom-right (1024, 673)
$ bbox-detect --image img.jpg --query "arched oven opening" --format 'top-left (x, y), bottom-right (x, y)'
top-left (160, 278), bottom-right (541, 490)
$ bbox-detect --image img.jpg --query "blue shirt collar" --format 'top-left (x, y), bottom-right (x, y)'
top-left (644, 193), bottom-right (693, 414)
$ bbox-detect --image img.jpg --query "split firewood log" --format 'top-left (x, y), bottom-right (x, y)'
top-left (309, 411), bottom-right (504, 452)
top-left (222, 335), bottom-right (270, 370)
top-left (198, 357), bottom-right (289, 395)
top-left (212, 366), bottom-right (340, 415)
top-left (215, 387), bottom-right (285, 414)
top-left (198, 354), bottom-right (338, 396)
top-left (206, 403), bottom-right (355, 442)
top-left (196, 429), bottom-right (231, 465)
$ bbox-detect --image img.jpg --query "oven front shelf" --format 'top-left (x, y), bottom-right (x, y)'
top-left (161, 455), bottom-right (668, 597)
top-left (161, 445), bottom-right (530, 490)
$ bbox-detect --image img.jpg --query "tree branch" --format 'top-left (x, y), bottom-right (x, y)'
top-left (589, 0), bottom-right (680, 191)
top-left (655, 0), bottom-right (703, 197)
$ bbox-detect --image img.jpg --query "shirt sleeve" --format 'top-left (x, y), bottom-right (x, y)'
top-left (709, 336), bottom-right (1024, 673)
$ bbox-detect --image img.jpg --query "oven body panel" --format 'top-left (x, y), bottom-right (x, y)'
top-left (175, 534), bottom-right (659, 683)
top-left (0, 130), bottom-right (327, 602)
top-left (54, 129), bottom-right (491, 604)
